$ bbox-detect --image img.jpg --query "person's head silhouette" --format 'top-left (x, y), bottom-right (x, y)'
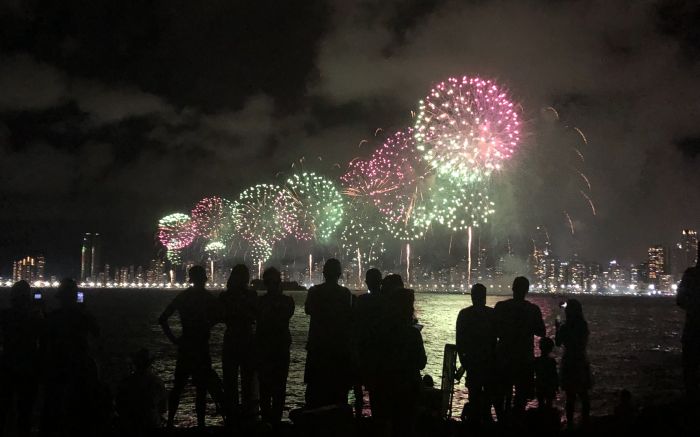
top-left (56, 278), bottom-right (78, 307)
top-left (470, 283), bottom-right (487, 307)
top-left (365, 268), bottom-right (382, 294)
top-left (539, 337), bottom-right (555, 356)
top-left (188, 265), bottom-right (207, 287)
top-left (323, 258), bottom-right (342, 283)
top-left (512, 276), bottom-right (529, 300)
top-left (263, 267), bottom-right (282, 293)
top-left (10, 280), bottom-right (31, 309)
top-left (565, 298), bottom-right (584, 322)
top-left (228, 264), bottom-right (250, 290)
top-left (382, 274), bottom-right (404, 295)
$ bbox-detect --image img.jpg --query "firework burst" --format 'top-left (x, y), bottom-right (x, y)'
top-left (430, 176), bottom-right (495, 232)
top-left (158, 213), bottom-right (196, 250)
top-left (235, 184), bottom-right (298, 244)
top-left (191, 197), bottom-right (238, 240)
top-left (365, 128), bottom-right (434, 240)
top-left (285, 172), bottom-right (344, 242)
top-left (414, 76), bottom-right (520, 181)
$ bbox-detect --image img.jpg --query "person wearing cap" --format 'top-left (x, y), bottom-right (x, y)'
top-left (115, 348), bottom-right (167, 435)
top-left (41, 278), bottom-right (101, 435)
top-left (304, 258), bottom-right (353, 408)
top-left (0, 280), bottom-right (43, 437)
top-left (456, 283), bottom-right (497, 425)
top-left (159, 265), bottom-right (227, 428)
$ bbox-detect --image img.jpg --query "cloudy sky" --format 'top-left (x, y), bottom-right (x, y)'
top-left (1, 0), bottom-right (699, 275)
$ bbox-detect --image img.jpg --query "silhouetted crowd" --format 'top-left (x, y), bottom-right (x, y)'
top-left (0, 251), bottom-right (699, 436)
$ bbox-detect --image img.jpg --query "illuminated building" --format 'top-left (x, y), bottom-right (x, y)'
top-left (672, 229), bottom-right (698, 276)
top-left (13, 256), bottom-right (40, 282)
top-left (647, 246), bottom-right (666, 284)
top-left (80, 233), bottom-right (101, 282)
top-left (37, 255), bottom-right (45, 280)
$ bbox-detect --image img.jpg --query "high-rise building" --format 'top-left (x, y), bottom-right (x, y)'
top-left (12, 256), bottom-right (43, 283)
top-left (80, 233), bottom-right (102, 281)
top-left (672, 229), bottom-right (698, 275)
top-left (647, 246), bottom-right (666, 284)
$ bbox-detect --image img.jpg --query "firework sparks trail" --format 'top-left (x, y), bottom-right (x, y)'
top-left (406, 242), bottom-right (411, 285)
top-left (575, 170), bottom-right (592, 190)
top-left (236, 183), bottom-right (298, 245)
top-left (573, 127), bottom-right (588, 145)
top-left (580, 190), bottom-right (597, 215)
top-left (467, 226), bottom-right (473, 287)
top-left (414, 76), bottom-right (521, 181)
top-left (564, 211), bottom-right (575, 235)
top-left (308, 253), bottom-right (313, 284)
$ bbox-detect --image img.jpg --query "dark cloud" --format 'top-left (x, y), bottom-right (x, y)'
top-left (1, 0), bottom-right (699, 275)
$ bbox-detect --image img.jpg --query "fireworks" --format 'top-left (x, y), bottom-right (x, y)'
top-left (191, 197), bottom-right (238, 240)
top-left (430, 176), bottom-right (495, 232)
top-left (365, 128), bottom-right (434, 240)
top-left (414, 76), bottom-right (520, 181)
top-left (204, 241), bottom-right (226, 260)
top-left (340, 218), bottom-right (386, 265)
top-left (285, 172), bottom-right (344, 242)
top-left (249, 238), bottom-right (272, 264)
top-left (158, 213), bottom-right (196, 251)
top-left (235, 184), bottom-right (298, 244)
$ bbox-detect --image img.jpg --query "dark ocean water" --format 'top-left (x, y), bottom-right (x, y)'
top-left (0, 289), bottom-right (685, 426)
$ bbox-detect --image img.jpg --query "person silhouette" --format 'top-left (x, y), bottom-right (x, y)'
top-left (219, 264), bottom-right (258, 419)
top-left (374, 287), bottom-right (426, 437)
top-left (304, 258), bottom-right (353, 408)
top-left (677, 248), bottom-right (700, 403)
top-left (159, 265), bottom-right (227, 428)
top-left (353, 268), bottom-right (383, 417)
top-left (40, 279), bottom-right (101, 436)
top-left (381, 273), bottom-right (404, 297)
top-left (115, 348), bottom-right (167, 435)
top-left (534, 337), bottom-right (558, 410)
top-left (555, 299), bottom-right (591, 429)
top-left (0, 281), bottom-right (43, 437)
top-left (256, 267), bottom-right (295, 425)
top-left (456, 283), bottom-right (497, 426)
top-left (493, 276), bottom-right (546, 418)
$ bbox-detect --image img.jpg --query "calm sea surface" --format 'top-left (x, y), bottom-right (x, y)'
top-left (0, 290), bottom-right (685, 426)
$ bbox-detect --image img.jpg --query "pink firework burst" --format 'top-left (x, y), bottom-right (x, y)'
top-left (414, 76), bottom-right (520, 181)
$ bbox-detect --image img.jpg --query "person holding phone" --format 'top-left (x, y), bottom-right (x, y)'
top-left (0, 281), bottom-right (43, 437)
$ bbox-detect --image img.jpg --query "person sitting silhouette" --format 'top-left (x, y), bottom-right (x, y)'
top-left (304, 258), bottom-right (353, 408)
top-left (159, 265), bottom-right (227, 428)
top-left (456, 283), bottom-right (497, 426)
top-left (115, 348), bottom-right (167, 435)
top-left (40, 279), bottom-right (101, 435)
top-left (256, 267), bottom-right (295, 425)
top-left (534, 337), bottom-right (558, 410)
top-left (493, 276), bottom-right (546, 418)
top-left (219, 264), bottom-right (258, 419)
top-left (555, 299), bottom-right (591, 429)
top-left (0, 281), bottom-right (43, 437)
top-left (677, 248), bottom-right (700, 403)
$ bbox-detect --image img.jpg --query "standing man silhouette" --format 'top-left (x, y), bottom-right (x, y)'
top-left (456, 283), bottom-right (497, 425)
top-left (677, 247), bottom-right (700, 402)
top-left (219, 264), bottom-right (258, 419)
top-left (304, 259), bottom-right (353, 408)
top-left (257, 267), bottom-right (295, 425)
top-left (493, 277), bottom-right (546, 417)
top-left (159, 265), bottom-right (227, 428)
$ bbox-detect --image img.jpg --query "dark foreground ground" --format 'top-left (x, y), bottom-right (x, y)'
top-left (140, 398), bottom-right (700, 437)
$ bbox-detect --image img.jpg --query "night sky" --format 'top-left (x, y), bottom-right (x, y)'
top-left (1, 0), bottom-right (699, 276)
